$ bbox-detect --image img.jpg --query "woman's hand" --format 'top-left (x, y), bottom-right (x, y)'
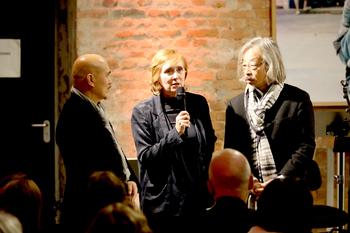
top-left (175, 111), bottom-right (190, 136)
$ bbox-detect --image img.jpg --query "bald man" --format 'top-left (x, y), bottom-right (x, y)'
top-left (56, 54), bottom-right (139, 233)
top-left (203, 148), bottom-right (254, 233)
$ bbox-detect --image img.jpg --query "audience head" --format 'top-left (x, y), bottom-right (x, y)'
top-left (208, 148), bottom-right (253, 201)
top-left (0, 211), bottom-right (23, 233)
top-left (71, 54), bottom-right (112, 104)
top-left (237, 37), bottom-right (286, 92)
top-left (256, 177), bottom-right (313, 233)
top-left (87, 170), bottom-right (128, 211)
top-left (150, 49), bottom-right (188, 96)
top-left (0, 173), bottom-right (42, 233)
top-left (86, 202), bottom-right (152, 233)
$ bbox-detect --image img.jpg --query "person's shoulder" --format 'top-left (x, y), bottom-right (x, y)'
top-left (61, 91), bottom-right (88, 109)
top-left (283, 84), bottom-right (310, 99)
top-left (284, 83), bottom-right (306, 92)
top-left (187, 91), bottom-right (206, 100)
top-left (184, 92), bottom-right (208, 106)
top-left (227, 92), bottom-right (245, 106)
top-left (132, 96), bottom-right (155, 111)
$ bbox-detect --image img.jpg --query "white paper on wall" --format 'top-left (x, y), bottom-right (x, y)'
top-left (0, 39), bottom-right (21, 78)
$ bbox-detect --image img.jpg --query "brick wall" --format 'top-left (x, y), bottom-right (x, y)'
top-left (76, 0), bottom-right (272, 157)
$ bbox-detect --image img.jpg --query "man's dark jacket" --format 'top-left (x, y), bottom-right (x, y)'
top-left (56, 90), bottom-right (139, 231)
top-left (224, 84), bottom-right (316, 179)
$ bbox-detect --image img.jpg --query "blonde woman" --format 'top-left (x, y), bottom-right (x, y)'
top-left (131, 49), bottom-right (217, 233)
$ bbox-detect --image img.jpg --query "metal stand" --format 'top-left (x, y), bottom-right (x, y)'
top-left (327, 78), bottom-right (350, 232)
top-left (333, 136), bottom-right (350, 232)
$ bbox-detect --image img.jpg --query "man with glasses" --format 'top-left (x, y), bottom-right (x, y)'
top-left (224, 37), bottom-right (316, 205)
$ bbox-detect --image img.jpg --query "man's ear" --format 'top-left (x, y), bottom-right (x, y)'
top-left (248, 175), bottom-right (254, 190)
top-left (87, 73), bottom-right (95, 87)
top-left (207, 180), bottom-right (214, 196)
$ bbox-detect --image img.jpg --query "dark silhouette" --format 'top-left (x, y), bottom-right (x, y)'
top-left (86, 202), bottom-right (152, 233)
top-left (204, 148), bottom-right (254, 233)
top-left (0, 173), bottom-right (42, 233)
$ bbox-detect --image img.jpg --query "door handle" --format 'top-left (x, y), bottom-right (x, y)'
top-left (31, 120), bottom-right (50, 143)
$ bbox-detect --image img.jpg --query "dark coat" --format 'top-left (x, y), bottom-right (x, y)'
top-left (224, 84), bottom-right (316, 179)
top-left (204, 196), bottom-right (254, 233)
top-left (131, 92), bottom-right (217, 217)
top-left (56, 90), bottom-right (139, 231)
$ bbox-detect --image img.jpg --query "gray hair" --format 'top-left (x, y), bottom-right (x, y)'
top-left (237, 37), bottom-right (286, 85)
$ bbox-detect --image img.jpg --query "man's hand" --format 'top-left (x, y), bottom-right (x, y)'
top-left (251, 177), bottom-right (274, 196)
top-left (126, 181), bottom-right (140, 209)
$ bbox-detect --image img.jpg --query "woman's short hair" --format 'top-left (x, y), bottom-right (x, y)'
top-left (150, 49), bottom-right (188, 95)
top-left (237, 37), bottom-right (286, 85)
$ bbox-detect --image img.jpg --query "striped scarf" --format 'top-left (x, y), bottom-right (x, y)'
top-left (245, 83), bottom-right (284, 182)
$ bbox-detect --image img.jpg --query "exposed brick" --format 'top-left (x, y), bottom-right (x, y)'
top-left (174, 18), bottom-right (190, 28)
top-left (175, 38), bottom-right (191, 47)
top-left (193, 39), bottom-right (208, 47)
top-left (112, 8), bottom-right (145, 18)
top-left (149, 30), bottom-right (181, 38)
top-left (137, 0), bottom-right (152, 7)
top-left (187, 29), bottom-right (218, 38)
top-left (191, 0), bottom-right (205, 6)
top-left (102, 0), bottom-right (118, 7)
top-left (78, 8), bottom-right (109, 18)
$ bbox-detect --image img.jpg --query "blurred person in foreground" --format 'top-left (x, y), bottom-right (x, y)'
top-left (248, 177), bottom-right (313, 233)
top-left (86, 202), bottom-right (152, 233)
top-left (0, 173), bottom-right (42, 233)
top-left (83, 170), bottom-right (131, 232)
top-left (0, 210), bottom-right (23, 233)
top-left (224, 37), bottom-right (315, 205)
top-left (131, 49), bottom-right (217, 233)
top-left (204, 148), bottom-right (254, 233)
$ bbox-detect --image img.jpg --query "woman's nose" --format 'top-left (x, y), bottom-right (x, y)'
top-left (172, 73), bottom-right (179, 79)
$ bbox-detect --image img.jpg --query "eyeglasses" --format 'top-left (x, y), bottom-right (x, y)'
top-left (241, 62), bottom-right (264, 71)
top-left (163, 66), bottom-right (186, 76)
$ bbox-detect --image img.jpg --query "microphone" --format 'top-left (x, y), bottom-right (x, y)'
top-left (176, 87), bottom-right (186, 111)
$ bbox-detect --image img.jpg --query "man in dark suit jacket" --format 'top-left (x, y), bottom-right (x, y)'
top-left (204, 148), bottom-right (254, 233)
top-left (56, 54), bottom-right (139, 233)
top-left (224, 37), bottom-right (315, 197)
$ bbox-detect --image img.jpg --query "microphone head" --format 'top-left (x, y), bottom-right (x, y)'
top-left (176, 87), bottom-right (186, 100)
top-left (176, 87), bottom-right (186, 110)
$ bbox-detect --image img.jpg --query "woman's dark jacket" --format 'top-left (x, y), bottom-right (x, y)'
top-left (131, 92), bottom-right (217, 217)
